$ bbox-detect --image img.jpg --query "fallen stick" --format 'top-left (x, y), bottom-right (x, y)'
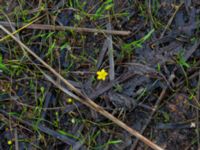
top-left (107, 22), bottom-right (115, 80)
top-left (0, 25), bottom-right (163, 150)
top-left (0, 21), bottom-right (131, 36)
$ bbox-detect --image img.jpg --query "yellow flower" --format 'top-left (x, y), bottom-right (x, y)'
top-left (96, 69), bottom-right (108, 81)
top-left (67, 98), bottom-right (73, 104)
top-left (7, 140), bottom-right (12, 145)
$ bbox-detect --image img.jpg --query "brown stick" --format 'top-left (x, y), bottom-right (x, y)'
top-left (0, 25), bottom-right (163, 150)
top-left (106, 22), bottom-right (115, 80)
top-left (0, 21), bottom-right (131, 36)
top-left (14, 128), bottom-right (19, 150)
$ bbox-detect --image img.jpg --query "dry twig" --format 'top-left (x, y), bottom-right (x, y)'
top-left (107, 21), bottom-right (115, 80)
top-left (0, 21), bottom-right (131, 36)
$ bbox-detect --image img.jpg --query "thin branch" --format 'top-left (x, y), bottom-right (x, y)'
top-left (107, 21), bottom-right (115, 80)
top-left (14, 128), bottom-right (19, 150)
top-left (0, 21), bottom-right (131, 36)
top-left (0, 16), bottom-right (44, 42)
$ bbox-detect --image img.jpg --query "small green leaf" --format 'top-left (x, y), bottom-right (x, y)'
top-left (121, 29), bottom-right (155, 56)
top-left (0, 54), bottom-right (2, 63)
top-left (40, 86), bottom-right (45, 94)
top-left (163, 112), bottom-right (170, 122)
top-left (57, 130), bottom-right (80, 140)
top-left (107, 140), bottom-right (122, 145)
top-left (104, 3), bottom-right (113, 10)
top-left (0, 54), bottom-right (9, 72)
top-left (177, 52), bottom-right (190, 68)
top-left (92, 0), bottom-right (113, 20)
top-left (46, 40), bottom-right (56, 57)
top-left (157, 63), bottom-right (161, 72)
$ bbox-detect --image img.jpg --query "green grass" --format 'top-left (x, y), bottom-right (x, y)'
top-left (121, 28), bottom-right (155, 59)
top-left (0, 54), bottom-right (9, 73)
top-left (176, 51), bottom-right (190, 86)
